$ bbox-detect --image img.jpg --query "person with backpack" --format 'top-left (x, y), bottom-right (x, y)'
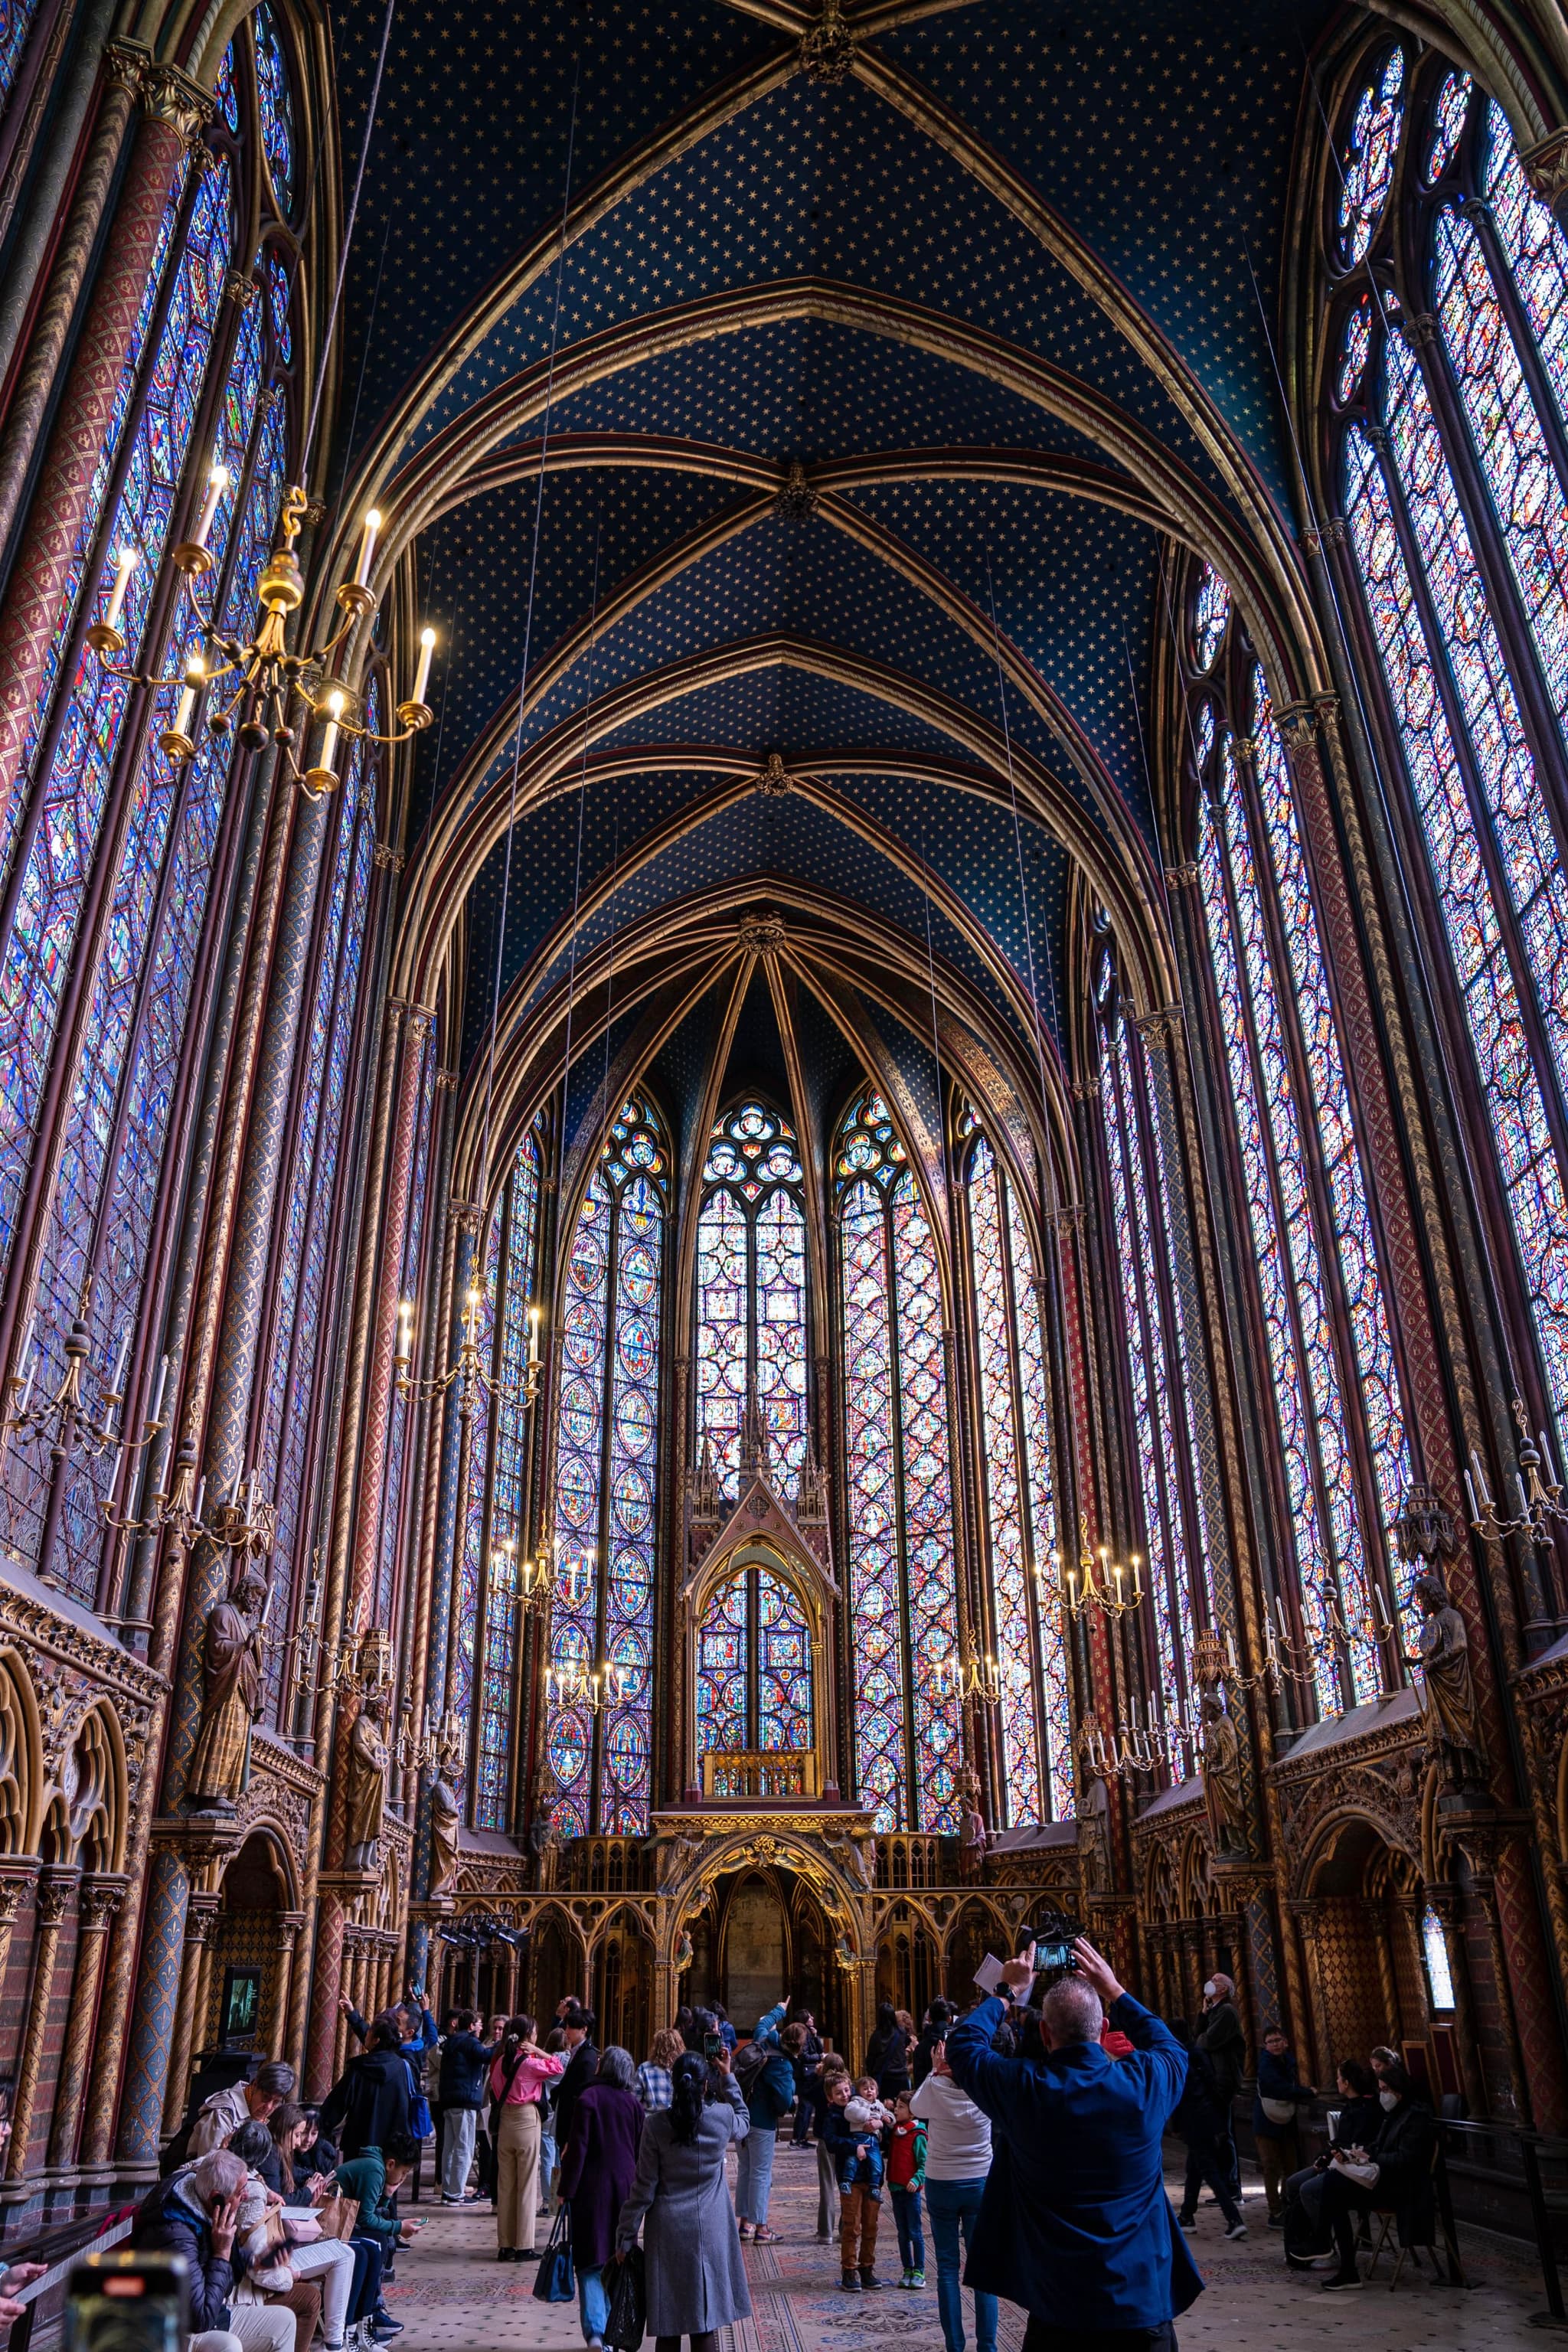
top-left (733, 2002), bottom-right (797, 2243)
top-left (319, 2019), bottom-right (413, 2162)
top-left (491, 2014), bottom-right (564, 2262)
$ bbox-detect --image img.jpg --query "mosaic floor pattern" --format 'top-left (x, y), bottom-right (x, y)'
top-left (387, 2131), bottom-right (1554, 2352)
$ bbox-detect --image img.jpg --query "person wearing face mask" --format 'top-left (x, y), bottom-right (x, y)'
top-left (1191, 1977), bottom-right (1245, 2204)
top-left (1307, 2063), bottom-right (1436, 2292)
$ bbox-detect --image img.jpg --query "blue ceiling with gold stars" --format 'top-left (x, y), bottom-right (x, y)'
top-left (329, 0), bottom-right (1334, 1149)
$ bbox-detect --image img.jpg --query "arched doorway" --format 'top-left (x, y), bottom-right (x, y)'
top-left (1302, 1818), bottom-right (1430, 2080)
top-left (205, 1834), bottom-right (292, 2063)
top-left (720, 1873), bottom-right (789, 2027)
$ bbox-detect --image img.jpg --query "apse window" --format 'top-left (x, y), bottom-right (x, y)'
top-left (1421, 1905), bottom-right (1455, 2013)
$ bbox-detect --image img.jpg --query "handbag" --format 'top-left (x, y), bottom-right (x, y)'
top-left (406, 2058), bottom-right (433, 2141)
top-left (315, 2194), bottom-right (360, 2242)
top-left (532, 2204), bottom-right (574, 2305)
top-left (1259, 2096), bottom-right (1298, 2125)
top-left (604, 2247), bottom-right (645, 2352)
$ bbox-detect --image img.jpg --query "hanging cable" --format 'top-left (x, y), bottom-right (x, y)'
top-left (475, 60), bottom-right (583, 1208)
top-left (299, 0), bottom-right (397, 482)
top-left (983, 550), bottom-right (1062, 1218)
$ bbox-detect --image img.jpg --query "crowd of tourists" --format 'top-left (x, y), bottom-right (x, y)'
top-left (129, 1945), bottom-right (1443, 2352)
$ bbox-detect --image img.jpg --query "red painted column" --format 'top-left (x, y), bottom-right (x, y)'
top-left (0, 63), bottom-right (204, 838)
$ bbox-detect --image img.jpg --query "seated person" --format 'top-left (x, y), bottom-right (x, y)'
top-left (1289, 2062), bottom-right (1435, 2292)
top-left (132, 2147), bottom-right (294, 2352)
top-left (334, 2129), bottom-right (424, 2341)
top-left (227, 2118), bottom-right (357, 2352)
top-left (1282, 2058), bottom-right (1381, 2262)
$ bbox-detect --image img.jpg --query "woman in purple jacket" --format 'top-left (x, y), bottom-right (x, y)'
top-left (557, 2047), bottom-right (645, 2350)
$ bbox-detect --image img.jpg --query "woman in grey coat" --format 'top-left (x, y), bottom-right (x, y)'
top-left (616, 2048), bottom-right (752, 2350)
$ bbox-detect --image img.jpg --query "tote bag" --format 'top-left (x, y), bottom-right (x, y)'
top-left (533, 2203), bottom-right (574, 2305)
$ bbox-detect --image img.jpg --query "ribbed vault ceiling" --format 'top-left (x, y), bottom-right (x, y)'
top-left (330, 0), bottom-right (1336, 1180)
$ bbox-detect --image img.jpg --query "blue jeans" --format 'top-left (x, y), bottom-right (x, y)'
top-left (577, 2262), bottom-right (608, 2344)
top-left (924, 2177), bottom-right (996, 2352)
top-left (891, 2185), bottom-right (924, 2272)
top-left (347, 2237), bottom-right (384, 2323)
top-left (735, 2124), bottom-right (777, 2224)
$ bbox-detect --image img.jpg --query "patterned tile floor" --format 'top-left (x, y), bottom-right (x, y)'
top-left (387, 2140), bottom-right (1557, 2352)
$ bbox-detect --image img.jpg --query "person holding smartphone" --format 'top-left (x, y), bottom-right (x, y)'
top-left (946, 1937), bottom-right (1201, 2352)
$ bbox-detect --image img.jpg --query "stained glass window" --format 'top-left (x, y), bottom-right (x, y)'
top-left (1331, 70), bottom-right (1568, 1472)
top-left (257, 703), bottom-right (377, 1723)
top-left (694, 1560), bottom-right (812, 1759)
top-left (547, 1096), bottom-right (665, 1836)
top-left (836, 1089), bottom-right (962, 1831)
top-left (252, 2), bottom-right (296, 212)
top-left (377, 1026), bottom-right (439, 1631)
top-left (0, 14), bottom-right (302, 1605)
top-left (695, 1100), bottom-right (808, 1494)
top-left (1422, 1905), bottom-right (1456, 2010)
top-left (1094, 967), bottom-right (1210, 1741)
top-left (963, 1126), bottom-right (1073, 1822)
top-left (0, 153), bottom-right (232, 1283)
top-left (0, 0), bottom-right (39, 112)
top-left (452, 1204), bottom-right (501, 1767)
top-left (1336, 48), bottom-right (1404, 266)
top-left (470, 1129), bottom-right (542, 1831)
top-left (1184, 567), bottom-right (1406, 1711)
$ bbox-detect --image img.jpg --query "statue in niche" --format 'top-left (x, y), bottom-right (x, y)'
top-left (528, 1759), bottom-right (564, 1886)
top-left (1200, 1688), bottom-right (1247, 1858)
top-left (186, 1561), bottom-right (269, 1811)
top-left (345, 1692), bottom-right (390, 1870)
top-left (427, 1755), bottom-right (462, 1897)
top-left (1411, 1569), bottom-right (1489, 1795)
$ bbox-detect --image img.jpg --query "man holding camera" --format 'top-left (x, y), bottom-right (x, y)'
top-left (947, 1936), bottom-right (1200, 2352)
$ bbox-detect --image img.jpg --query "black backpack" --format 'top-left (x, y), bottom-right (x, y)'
top-left (733, 2040), bottom-right (773, 2101)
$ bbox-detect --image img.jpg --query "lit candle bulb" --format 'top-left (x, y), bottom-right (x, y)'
top-left (149, 1353), bottom-right (168, 1423)
top-left (354, 508), bottom-right (381, 588)
top-left (1131, 1553), bottom-right (1142, 1601)
top-left (412, 626), bottom-right (435, 704)
top-left (528, 1305), bottom-right (541, 1367)
top-left (397, 1298), bottom-right (414, 1361)
top-left (1470, 1446), bottom-right (1494, 1511)
top-left (1226, 1628), bottom-right (1238, 1674)
top-left (170, 657), bottom-right (204, 746)
top-left (110, 1328), bottom-right (129, 1398)
top-left (191, 464), bottom-right (230, 554)
top-left (193, 1475), bottom-right (206, 1523)
top-left (103, 544), bottom-right (137, 631)
top-left (317, 688), bottom-right (345, 773)
top-left (1463, 1466), bottom-right (1479, 1523)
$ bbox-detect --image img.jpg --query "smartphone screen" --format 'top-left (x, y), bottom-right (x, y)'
top-left (704, 2032), bottom-right (724, 2062)
top-left (66, 2256), bottom-right (188, 2352)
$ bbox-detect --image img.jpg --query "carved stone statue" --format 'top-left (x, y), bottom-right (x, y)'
top-left (528, 1759), bottom-right (564, 1886)
top-left (427, 1759), bottom-right (462, 1896)
top-left (673, 1928), bottom-right (694, 1975)
top-left (1200, 1689), bottom-right (1247, 1857)
top-left (1413, 1570), bottom-right (1489, 1795)
top-left (186, 1563), bottom-right (268, 1811)
top-left (345, 1693), bottom-right (390, 1870)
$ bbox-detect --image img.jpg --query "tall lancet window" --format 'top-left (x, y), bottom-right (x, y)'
top-left (0, 9), bottom-right (301, 1602)
top-left (960, 1110), bottom-right (1073, 1823)
top-left (835, 1088), bottom-right (962, 1832)
top-left (1093, 943), bottom-right (1210, 1734)
top-left (1326, 48), bottom-right (1568, 1467)
top-left (449, 1129), bottom-right (543, 1828)
top-left (695, 1100), bottom-right (808, 1495)
top-left (548, 1096), bottom-right (665, 1836)
top-left (1182, 564), bottom-right (1410, 1712)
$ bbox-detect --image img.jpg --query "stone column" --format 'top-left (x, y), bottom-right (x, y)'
top-left (273, 1915), bottom-right (305, 2063)
top-left (0, 1866), bottom-right (37, 2063)
top-left (161, 1890), bottom-right (220, 2136)
top-left (1288, 1899), bottom-right (1333, 2089)
top-left (5, 1867), bottom-right (78, 2178)
top-left (0, 60), bottom-right (206, 841)
top-left (45, 1873), bottom-right (126, 2170)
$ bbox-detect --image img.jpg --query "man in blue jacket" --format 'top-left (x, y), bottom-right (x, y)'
top-left (947, 1937), bottom-right (1201, 2351)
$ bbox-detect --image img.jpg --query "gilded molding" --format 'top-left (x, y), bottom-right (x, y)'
top-left (1522, 128), bottom-right (1568, 207)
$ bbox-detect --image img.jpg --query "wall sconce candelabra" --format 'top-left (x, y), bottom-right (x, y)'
top-left (397, 1700), bottom-right (467, 1775)
top-left (394, 1288), bottom-right (543, 1413)
top-left (1050, 1516), bottom-right (1145, 1622)
top-left (1464, 1400), bottom-right (1568, 1546)
top-left (924, 1635), bottom-right (1002, 1711)
top-left (545, 1658), bottom-right (629, 1717)
top-left (87, 485), bottom-right (441, 799)
top-left (501, 1538), bottom-right (554, 1620)
top-left (1080, 1703), bottom-right (1183, 1784)
top-left (3, 1281), bottom-right (174, 1493)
